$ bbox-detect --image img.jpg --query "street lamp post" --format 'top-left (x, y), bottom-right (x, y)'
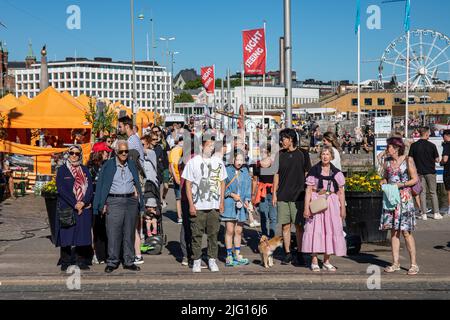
top-left (159, 37), bottom-right (175, 116)
top-left (169, 51), bottom-right (179, 114)
top-left (138, 13), bottom-right (157, 115)
top-left (130, 0), bottom-right (137, 126)
top-left (284, 0), bottom-right (292, 128)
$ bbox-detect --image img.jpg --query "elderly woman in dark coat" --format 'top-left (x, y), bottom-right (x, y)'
top-left (55, 145), bottom-right (93, 271)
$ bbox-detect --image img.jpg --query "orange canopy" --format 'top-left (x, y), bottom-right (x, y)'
top-left (0, 94), bottom-right (23, 113)
top-left (18, 95), bottom-right (31, 104)
top-left (0, 140), bottom-right (92, 174)
top-left (6, 87), bottom-right (92, 129)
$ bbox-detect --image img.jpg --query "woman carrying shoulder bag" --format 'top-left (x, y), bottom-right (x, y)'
top-left (302, 146), bottom-right (347, 272)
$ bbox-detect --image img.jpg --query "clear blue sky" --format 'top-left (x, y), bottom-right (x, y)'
top-left (1, 0), bottom-right (449, 81)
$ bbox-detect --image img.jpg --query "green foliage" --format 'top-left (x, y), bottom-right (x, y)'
top-left (41, 179), bottom-right (57, 196)
top-left (174, 91), bottom-right (194, 103)
top-left (85, 99), bottom-right (117, 139)
top-left (184, 78), bottom-right (202, 89)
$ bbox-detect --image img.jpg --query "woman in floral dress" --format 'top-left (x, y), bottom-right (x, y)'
top-left (380, 137), bottom-right (420, 275)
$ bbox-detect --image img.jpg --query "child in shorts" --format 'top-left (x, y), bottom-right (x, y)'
top-left (144, 197), bottom-right (159, 237)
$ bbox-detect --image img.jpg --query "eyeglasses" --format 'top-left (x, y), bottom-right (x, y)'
top-left (152, 130), bottom-right (160, 133)
top-left (69, 151), bottom-right (81, 156)
top-left (151, 138), bottom-right (159, 141)
top-left (118, 150), bottom-right (129, 155)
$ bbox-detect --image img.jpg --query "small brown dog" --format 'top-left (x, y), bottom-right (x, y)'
top-left (258, 235), bottom-right (283, 268)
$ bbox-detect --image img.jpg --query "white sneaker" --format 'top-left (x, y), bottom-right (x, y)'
top-left (433, 213), bottom-right (443, 220)
top-left (177, 218), bottom-right (183, 224)
top-left (208, 258), bottom-right (219, 272)
top-left (192, 259), bottom-right (202, 273)
top-left (162, 200), bottom-right (168, 209)
top-left (420, 214), bottom-right (428, 221)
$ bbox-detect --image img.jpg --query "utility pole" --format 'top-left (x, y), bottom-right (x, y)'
top-left (130, 0), bottom-right (137, 126)
top-left (284, 0), bottom-right (292, 128)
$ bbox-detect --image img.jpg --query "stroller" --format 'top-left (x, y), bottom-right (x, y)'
top-left (140, 180), bottom-right (167, 255)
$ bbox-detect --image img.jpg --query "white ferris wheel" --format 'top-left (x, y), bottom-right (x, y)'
top-left (378, 29), bottom-right (450, 90)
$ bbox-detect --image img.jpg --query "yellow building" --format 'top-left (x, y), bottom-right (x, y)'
top-left (322, 90), bottom-right (450, 115)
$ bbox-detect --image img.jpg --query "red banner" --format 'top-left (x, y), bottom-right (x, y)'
top-left (201, 66), bottom-right (215, 93)
top-left (242, 28), bottom-right (266, 75)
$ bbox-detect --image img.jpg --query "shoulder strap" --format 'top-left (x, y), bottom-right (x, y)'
top-left (225, 172), bottom-right (238, 190)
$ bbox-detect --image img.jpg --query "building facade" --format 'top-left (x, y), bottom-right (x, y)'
top-left (14, 57), bottom-right (172, 112)
top-left (212, 86), bottom-right (320, 112)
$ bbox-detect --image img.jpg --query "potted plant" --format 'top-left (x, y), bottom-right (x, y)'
top-left (345, 171), bottom-right (388, 243)
top-left (41, 179), bottom-right (57, 244)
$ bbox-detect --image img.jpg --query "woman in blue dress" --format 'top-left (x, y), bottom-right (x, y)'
top-left (221, 151), bottom-right (251, 267)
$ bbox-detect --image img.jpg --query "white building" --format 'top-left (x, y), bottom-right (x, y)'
top-left (14, 57), bottom-right (172, 112)
top-left (211, 86), bottom-right (320, 112)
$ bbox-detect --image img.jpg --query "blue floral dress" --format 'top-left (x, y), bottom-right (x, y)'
top-left (379, 160), bottom-right (417, 232)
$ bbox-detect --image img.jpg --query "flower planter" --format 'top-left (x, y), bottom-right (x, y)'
top-left (345, 191), bottom-right (388, 243)
top-left (42, 193), bottom-right (57, 244)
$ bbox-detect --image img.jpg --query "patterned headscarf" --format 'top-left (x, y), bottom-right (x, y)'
top-left (66, 145), bottom-right (87, 202)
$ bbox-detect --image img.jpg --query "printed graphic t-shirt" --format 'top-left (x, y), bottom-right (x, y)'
top-left (181, 155), bottom-right (228, 210)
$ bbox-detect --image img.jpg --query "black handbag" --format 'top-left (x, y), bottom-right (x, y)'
top-left (57, 202), bottom-right (76, 228)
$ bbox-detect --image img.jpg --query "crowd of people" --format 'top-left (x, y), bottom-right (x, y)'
top-left (51, 117), bottom-right (450, 275)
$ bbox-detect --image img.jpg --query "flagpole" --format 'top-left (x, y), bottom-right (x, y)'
top-left (406, 29), bottom-right (410, 137)
top-left (357, 24), bottom-right (361, 129)
top-left (262, 21), bottom-right (267, 129)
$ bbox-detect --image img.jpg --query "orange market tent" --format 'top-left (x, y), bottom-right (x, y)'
top-left (6, 86), bottom-right (91, 129)
top-left (0, 94), bottom-right (23, 113)
top-left (62, 91), bottom-right (89, 112)
top-left (0, 140), bottom-right (92, 174)
top-left (76, 94), bottom-right (94, 109)
top-left (18, 95), bottom-right (31, 104)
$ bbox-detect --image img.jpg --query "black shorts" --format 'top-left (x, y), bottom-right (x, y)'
top-left (444, 176), bottom-right (450, 191)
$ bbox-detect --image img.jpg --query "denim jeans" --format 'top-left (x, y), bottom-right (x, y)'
top-left (258, 193), bottom-right (277, 238)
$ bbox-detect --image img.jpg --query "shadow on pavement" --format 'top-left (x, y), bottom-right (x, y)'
top-left (343, 253), bottom-right (391, 269)
top-left (165, 240), bottom-right (182, 261)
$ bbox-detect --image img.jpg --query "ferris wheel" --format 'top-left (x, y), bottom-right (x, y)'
top-left (378, 29), bottom-right (450, 90)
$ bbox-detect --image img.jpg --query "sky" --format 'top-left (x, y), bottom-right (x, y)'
top-left (1, 0), bottom-right (449, 81)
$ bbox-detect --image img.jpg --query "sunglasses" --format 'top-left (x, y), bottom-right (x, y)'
top-left (118, 150), bottom-right (129, 155)
top-left (151, 138), bottom-right (159, 141)
top-left (69, 151), bottom-right (81, 156)
top-left (152, 130), bottom-right (160, 133)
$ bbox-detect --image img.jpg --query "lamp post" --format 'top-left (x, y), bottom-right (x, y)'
top-left (169, 51), bottom-right (179, 114)
top-left (284, 0), bottom-right (292, 128)
top-left (159, 37), bottom-right (175, 116)
top-left (138, 12), bottom-right (157, 114)
top-left (130, 0), bottom-right (137, 126)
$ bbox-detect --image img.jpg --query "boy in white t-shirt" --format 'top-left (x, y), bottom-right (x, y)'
top-left (182, 136), bottom-right (227, 273)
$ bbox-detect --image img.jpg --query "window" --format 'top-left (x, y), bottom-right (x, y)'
top-left (364, 98), bottom-right (372, 106)
top-left (24, 74), bottom-right (28, 81)
top-left (126, 75), bottom-right (130, 81)
top-left (109, 74), bottom-right (113, 80)
top-left (394, 97), bottom-right (402, 104)
top-left (17, 75), bottom-right (22, 81)
top-left (378, 98), bottom-right (385, 106)
top-left (352, 98), bottom-right (358, 106)
top-left (80, 72), bottom-right (84, 78)
top-left (115, 74), bottom-right (118, 80)
top-left (73, 72), bottom-right (77, 78)
top-left (120, 74), bottom-right (124, 81)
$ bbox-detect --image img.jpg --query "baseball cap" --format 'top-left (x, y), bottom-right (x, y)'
top-left (92, 142), bottom-right (113, 153)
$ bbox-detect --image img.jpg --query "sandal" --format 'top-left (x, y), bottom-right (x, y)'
top-left (322, 262), bottom-right (337, 272)
top-left (384, 263), bottom-right (401, 273)
top-left (407, 264), bottom-right (419, 275)
top-left (311, 263), bottom-right (321, 272)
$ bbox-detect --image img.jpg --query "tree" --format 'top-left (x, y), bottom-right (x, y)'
top-left (184, 78), bottom-right (202, 90)
top-left (174, 91), bottom-right (194, 103)
top-left (85, 98), bottom-right (117, 142)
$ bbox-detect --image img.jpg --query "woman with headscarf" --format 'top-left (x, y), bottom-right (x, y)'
top-left (55, 145), bottom-right (94, 271)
